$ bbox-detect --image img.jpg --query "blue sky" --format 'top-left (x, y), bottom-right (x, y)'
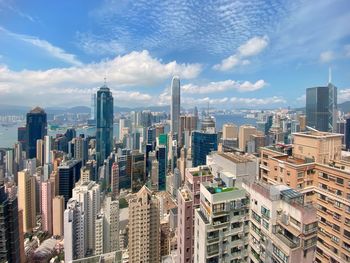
top-left (0, 0), bottom-right (350, 109)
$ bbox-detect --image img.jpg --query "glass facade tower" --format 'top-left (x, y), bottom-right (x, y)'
top-left (96, 85), bottom-right (114, 167)
top-left (26, 107), bottom-right (47, 159)
top-left (306, 83), bottom-right (337, 132)
top-left (191, 131), bottom-right (218, 167)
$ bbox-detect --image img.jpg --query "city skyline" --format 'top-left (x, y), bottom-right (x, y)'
top-left (0, 0), bottom-right (349, 108)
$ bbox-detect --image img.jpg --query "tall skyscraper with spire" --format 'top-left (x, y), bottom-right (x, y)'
top-left (170, 76), bottom-right (180, 136)
top-left (26, 106), bottom-right (47, 159)
top-left (306, 71), bottom-right (337, 132)
top-left (96, 82), bottom-right (114, 167)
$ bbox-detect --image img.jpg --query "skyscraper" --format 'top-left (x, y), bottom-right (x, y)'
top-left (191, 130), bottom-right (218, 167)
top-left (58, 159), bottom-right (82, 205)
top-left (171, 76), bottom-right (180, 136)
top-left (52, 196), bottom-right (65, 237)
top-left (345, 117), bottom-right (350, 150)
top-left (128, 186), bottom-right (160, 263)
top-left (238, 125), bottom-right (257, 152)
top-left (306, 83), bottom-right (337, 132)
top-left (64, 199), bottom-right (86, 262)
top-left (96, 84), bottom-right (114, 167)
top-left (72, 181), bottom-right (101, 254)
top-left (157, 145), bottom-right (167, 191)
top-left (17, 169), bottom-right (36, 233)
top-left (0, 186), bottom-right (20, 263)
top-left (26, 107), bottom-right (47, 158)
top-left (41, 181), bottom-right (53, 235)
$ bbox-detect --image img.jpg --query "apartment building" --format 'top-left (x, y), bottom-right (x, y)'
top-left (128, 186), bottom-right (160, 263)
top-left (259, 131), bottom-right (350, 262)
top-left (177, 166), bottom-right (212, 263)
top-left (243, 181), bottom-right (318, 263)
top-left (194, 181), bottom-right (250, 263)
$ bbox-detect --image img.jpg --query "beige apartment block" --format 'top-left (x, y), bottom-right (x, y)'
top-left (239, 125), bottom-right (257, 152)
top-left (128, 186), bottom-right (160, 263)
top-left (293, 131), bottom-right (342, 164)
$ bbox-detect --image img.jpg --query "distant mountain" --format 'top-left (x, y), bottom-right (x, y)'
top-left (114, 105), bottom-right (170, 113)
top-left (0, 104), bottom-right (31, 115)
top-left (338, 101), bottom-right (350, 113)
top-left (294, 101), bottom-right (350, 113)
top-left (0, 104), bottom-right (170, 115)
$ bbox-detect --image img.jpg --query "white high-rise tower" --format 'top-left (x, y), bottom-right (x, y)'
top-left (170, 76), bottom-right (180, 136)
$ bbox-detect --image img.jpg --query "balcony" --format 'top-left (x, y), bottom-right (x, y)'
top-left (197, 209), bottom-right (210, 224)
top-left (207, 249), bottom-right (219, 257)
top-left (275, 232), bottom-right (300, 249)
top-left (207, 237), bottom-right (220, 244)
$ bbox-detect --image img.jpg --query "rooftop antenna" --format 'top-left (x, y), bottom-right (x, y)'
top-left (104, 76), bottom-right (107, 86)
top-left (328, 67), bottom-right (332, 84)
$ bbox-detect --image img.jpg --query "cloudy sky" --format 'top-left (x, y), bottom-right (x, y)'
top-left (0, 0), bottom-right (350, 109)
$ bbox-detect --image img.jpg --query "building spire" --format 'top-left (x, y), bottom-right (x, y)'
top-left (328, 67), bottom-right (332, 84)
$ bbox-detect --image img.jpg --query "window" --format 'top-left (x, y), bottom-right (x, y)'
top-left (333, 212), bottom-right (341, 221)
top-left (333, 224), bottom-right (340, 232)
top-left (335, 201), bottom-right (342, 208)
top-left (336, 177), bottom-right (344, 185)
top-left (261, 206), bottom-right (270, 219)
top-left (298, 172), bottom-right (303, 178)
top-left (262, 220), bottom-right (269, 230)
top-left (336, 190), bottom-right (342, 197)
top-left (273, 244), bottom-right (288, 263)
top-left (213, 203), bottom-right (225, 213)
top-left (319, 172), bottom-right (328, 179)
top-left (344, 229), bottom-right (350, 240)
top-left (319, 183), bottom-right (327, 190)
top-left (290, 216), bottom-right (301, 227)
top-left (252, 211), bottom-right (261, 224)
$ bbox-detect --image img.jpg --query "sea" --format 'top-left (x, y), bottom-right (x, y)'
top-left (0, 114), bottom-right (256, 148)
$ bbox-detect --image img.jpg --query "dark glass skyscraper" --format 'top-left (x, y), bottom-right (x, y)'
top-left (96, 85), bottom-right (114, 167)
top-left (26, 107), bottom-right (47, 158)
top-left (191, 131), bottom-right (218, 167)
top-left (346, 118), bottom-right (350, 150)
top-left (58, 159), bottom-right (82, 205)
top-left (0, 186), bottom-right (20, 263)
top-left (306, 83), bottom-right (337, 132)
top-left (157, 145), bottom-right (167, 191)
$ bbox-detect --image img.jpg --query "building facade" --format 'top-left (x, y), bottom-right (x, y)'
top-left (306, 84), bottom-right (337, 132)
top-left (96, 85), bottom-right (114, 167)
top-left (128, 186), bottom-right (160, 263)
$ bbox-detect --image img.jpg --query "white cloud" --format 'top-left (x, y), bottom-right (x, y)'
top-left (238, 36), bottom-right (269, 57)
top-left (319, 51), bottom-right (335, 63)
top-left (182, 79), bottom-right (267, 94)
top-left (76, 32), bottom-right (125, 56)
top-left (0, 26), bottom-right (82, 66)
top-left (338, 89), bottom-right (350, 103)
top-left (213, 35), bottom-right (269, 71)
top-left (0, 50), bottom-right (201, 107)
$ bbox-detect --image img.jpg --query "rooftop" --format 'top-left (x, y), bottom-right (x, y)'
top-left (273, 155), bottom-right (313, 165)
top-left (206, 186), bottom-right (238, 194)
top-left (188, 165), bottom-right (212, 177)
top-left (293, 131), bottom-right (343, 138)
top-left (30, 106), bottom-right (45, 114)
top-left (217, 152), bottom-right (254, 163)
